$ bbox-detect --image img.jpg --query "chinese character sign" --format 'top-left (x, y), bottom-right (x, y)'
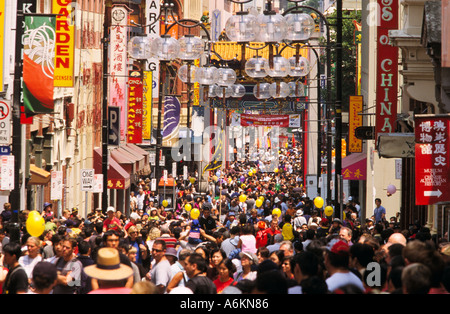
top-left (415, 115), bottom-right (450, 205)
top-left (349, 96), bottom-right (363, 153)
top-left (109, 5), bottom-right (129, 142)
top-left (127, 72), bottom-right (143, 144)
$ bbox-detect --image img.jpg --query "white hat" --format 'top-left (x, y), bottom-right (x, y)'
top-left (130, 212), bottom-right (140, 220)
top-left (106, 206), bottom-right (116, 213)
top-left (296, 209), bottom-right (304, 216)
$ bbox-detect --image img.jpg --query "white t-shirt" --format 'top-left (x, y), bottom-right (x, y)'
top-left (19, 255), bottom-right (42, 278)
top-left (325, 271), bottom-right (364, 293)
top-left (150, 259), bottom-right (172, 290)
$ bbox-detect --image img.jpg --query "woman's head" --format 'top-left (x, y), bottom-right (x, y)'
top-left (217, 258), bottom-right (236, 280)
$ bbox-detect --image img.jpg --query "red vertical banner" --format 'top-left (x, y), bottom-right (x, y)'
top-left (375, 0), bottom-right (398, 143)
top-left (349, 95), bottom-right (363, 153)
top-left (127, 71), bottom-right (143, 144)
top-left (415, 115), bottom-right (450, 205)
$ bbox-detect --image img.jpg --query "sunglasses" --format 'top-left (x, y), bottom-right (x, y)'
top-left (152, 248), bottom-right (164, 253)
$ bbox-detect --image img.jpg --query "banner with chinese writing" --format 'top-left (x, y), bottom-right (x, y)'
top-left (349, 96), bottom-right (363, 153)
top-left (142, 71), bottom-right (152, 141)
top-left (52, 0), bottom-right (75, 87)
top-left (415, 115), bottom-right (450, 205)
top-left (127, 71), bottom-right (143, 144)
top-left (240, 114), bottom-right (290, 127)
top-left (342, 153), bottom-right (366, 181)
top-left (109, 5), bottom-right (129, 142)
top-left (375, 0), bottom-right (398, 144)
top-left (23, 15), bottom-right (55, 116)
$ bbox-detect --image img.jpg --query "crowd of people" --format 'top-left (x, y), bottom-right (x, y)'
top-left (1, 145), bottom-right (450, 295)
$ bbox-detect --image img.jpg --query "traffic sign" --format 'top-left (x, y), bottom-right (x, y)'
top-left (0, 101), bottom-right (11, 145)
top-left (0, 146), bottom-right (10, 155)
top-left (108, 106), bottom-right (120, 146)
top-left (81, 169), bottom-right (95, 191)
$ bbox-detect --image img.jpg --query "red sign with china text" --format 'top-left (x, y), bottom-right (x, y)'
top-left (240, 114), bottom-right (290, 127)
top-left (415, 115), bottom-right (450, 205)
top-left (127, 72), bottom-right (143, 144)
top-left (375, 0), bottom-right (398, 144)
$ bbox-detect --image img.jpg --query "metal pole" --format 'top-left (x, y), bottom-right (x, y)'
top-left (101, 3), bottom-right (110, 212)
top-left (10, 0), bottom-right (25, 243)
top-left (334, 0), bottom-right (343, 216)
top-left (155, 61), bottom-right (166, 185)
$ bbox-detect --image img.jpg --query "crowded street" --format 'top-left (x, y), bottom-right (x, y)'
top-left (0, 0), bottom-right (450, 299)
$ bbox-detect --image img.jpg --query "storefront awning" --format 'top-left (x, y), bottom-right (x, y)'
top-left (377, 133), bottom-right (415, 158)
top-left (119, 145), bottom-right (145, 175)
top-left (342, 153), bottom-right (367, 180)
top-left (94, 148), bottom-right (130, 190)
top-left (28, 164), bottom-right (51, 185)
top-left (110, 148), bottom-right (135, 174)
top-left (125, 144), bottom-right (151, 175)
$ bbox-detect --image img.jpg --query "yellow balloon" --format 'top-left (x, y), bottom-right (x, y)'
top-left (274, 168), bottom-right (279, 173)
top-left (191, 208), bottom-right (200, 220)
top-left (314, 197), bottom-right (324, 208)
top-left (272, 208), bottom-right (282, 218)
top-left (255, 199), bottom-right (263, 208)
top-left (213, 175), bottom-right (218, 182)
top-left (189, 177), bottom-right (196, 184)
top-left (185, 203), bottom-right (192, 212)
top-left (26, 214), bottom-right (45, 237)
top-left (162, 200), bottom-right (168, 207)
top-left (28, 210), bottom-right (41, 220)
top-left (324, 206), bottom-right (334, 217)
top-left (239, 194), bottom-right (247, 203)
top-left (259, 196), bottom-right (264, 202)
top-left (248, 171), bottom-right (253, 176)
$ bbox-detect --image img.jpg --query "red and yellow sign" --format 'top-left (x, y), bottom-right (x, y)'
top-left (107, 179), bottom-right (129, 190)
top-left (349, 96), bottom-right (363, 153)
top-left (142, 71), bottom-right (152, 140)
top-left (127, 71), bottom-right (143, 144)
top-left (0, 0), bottom-right (5, 92)
top-left (53, 0), bottom-right (75, 87)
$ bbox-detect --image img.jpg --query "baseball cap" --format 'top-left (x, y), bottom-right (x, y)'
top-left (106, 206), bottom-right (116, 213)
top-left (324, 239), bottom-right (350, 255)
top-left (130, 212), bottom-right (140, 221)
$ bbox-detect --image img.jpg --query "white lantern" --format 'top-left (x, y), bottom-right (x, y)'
top-left (269, 82), bottom-right (290, 98)
top-left (245, 56), bottom-right (268, 78)
top-left (289, 56), bottom-right (311, 77)
top-left (214, 85), bottom-right (232, 98)
top-left (196, 66), bottom-right (219, 85)
top-left (256, 13), bottom-right (286, 43)
top-left (225, 13), bottom-right (258, 42)
top-left (150, 35), bottom-right (180, 60)
top-left (253, 82), bottom-right (271, 99)
top-left (288, 81), bottom-right (305, 97)
top-left (128, 36), bottom-right (152, 59)
top-left (264, 55), bottom-right (290, 77)
top-left (216, 68), bottom-right (237, 86)
top-left (178, 35), bottom-right (204, 60)
top-left (231, 84), bottom-right (246, 98)
top-left (177, 64), bottom-right (198, 83)
top-left (285, 13), bottom-right (315, 41)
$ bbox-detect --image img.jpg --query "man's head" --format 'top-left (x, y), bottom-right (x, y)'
top-left (291, 251), bottom-right (319, 284)
top-left (2, 242), bottom-right (22, 266)
top-left (106, 206), bottom-right (116, 218)
top-left (151, 239), bottom-right (167, 262)
top-left (375, 198), bottom-right (382, 207)
top-left (339, 227), bottom-right (352, 243)
top-left (184, 252), bottom-right (207, 279)
top-left (279, 241), bottom-right (294, 257)
top-left (62, 237), bottom-right (78, 261)
top-left (104, 230), bottom-right (120, 249)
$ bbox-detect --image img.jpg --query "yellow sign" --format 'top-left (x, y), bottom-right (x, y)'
top-left (349, 96), bottom-right (363, 153)
top-left (0, 0), bottom-right (5, 92)
top-left (193, 59), bottom-right (200, 106)
top-left (53, 0), bottom-right (75, 87)
top-left (143, 71), bottom-right (152, 140)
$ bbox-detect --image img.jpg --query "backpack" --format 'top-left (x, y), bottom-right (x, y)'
top-left (255, 229), bottom-right (269, 248)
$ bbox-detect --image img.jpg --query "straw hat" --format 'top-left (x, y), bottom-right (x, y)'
top-left (84, 248), bottom-right (134, 281)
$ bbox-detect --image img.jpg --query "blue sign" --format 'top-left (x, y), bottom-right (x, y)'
top-left (108, 106), bottom-right (120, 146)
top-left (0, 146), bottom-right (10, 155)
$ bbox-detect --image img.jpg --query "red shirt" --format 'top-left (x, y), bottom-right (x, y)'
top-left (214, 277), bottom-right (234, 294)
top-left (103, 217), bottom-right (122, 232)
